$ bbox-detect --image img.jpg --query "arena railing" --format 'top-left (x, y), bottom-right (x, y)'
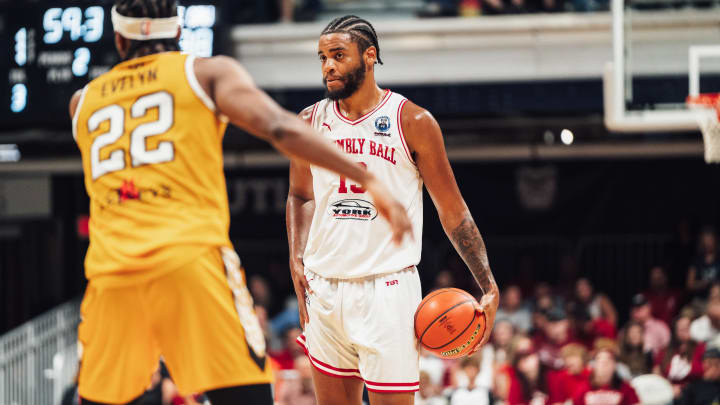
top-left (0, 300), bottom-right (80, 405)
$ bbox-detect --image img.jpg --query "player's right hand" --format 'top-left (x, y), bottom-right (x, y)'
top-left (365, 178), bottom-right (413, 245)
top-left (290, 257), bottom-right (312, 331)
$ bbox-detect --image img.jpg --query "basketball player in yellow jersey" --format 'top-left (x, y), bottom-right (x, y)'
top-left (69, 2), bottom-right (411, 404)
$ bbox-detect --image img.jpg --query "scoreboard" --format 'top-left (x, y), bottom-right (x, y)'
top-left (1, 1), bottom-right (224, 131)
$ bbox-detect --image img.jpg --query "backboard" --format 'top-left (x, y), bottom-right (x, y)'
top-left (604, 0), bottom-right (720, 133)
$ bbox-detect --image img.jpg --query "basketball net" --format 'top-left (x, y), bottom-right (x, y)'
top-left (687, 93), bottom-right (720, 164)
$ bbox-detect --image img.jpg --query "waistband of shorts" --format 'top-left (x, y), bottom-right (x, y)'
top-left (304, 265), bottom-right (416, 282)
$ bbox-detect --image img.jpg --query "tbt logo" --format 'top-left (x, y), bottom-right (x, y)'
top-left (328, 199), bottom-right (378, 221)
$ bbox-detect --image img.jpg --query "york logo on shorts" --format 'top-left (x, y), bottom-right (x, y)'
top-left (328, 199), bottom-right (378, 221)
top-left (386, 280), bottom-right (398, 286)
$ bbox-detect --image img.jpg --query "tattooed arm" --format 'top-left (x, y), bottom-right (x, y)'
top-left (401, 100), bottom-right (499, 348)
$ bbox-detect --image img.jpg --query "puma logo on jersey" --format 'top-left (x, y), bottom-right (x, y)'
top-left (386, 280), bottom-right (398, 286)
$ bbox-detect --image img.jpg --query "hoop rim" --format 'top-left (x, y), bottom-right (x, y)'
top-left (687, 93), bottom-right (720, 108)
top-left (687, 93), bottom-right (720, 121)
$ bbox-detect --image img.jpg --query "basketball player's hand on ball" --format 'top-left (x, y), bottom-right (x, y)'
top-left (365, 178), bottom-right (413, 245)
top-left (469, 288), bottom-right (499, 355)
top-left (290, 257), bottom-right (312, 330)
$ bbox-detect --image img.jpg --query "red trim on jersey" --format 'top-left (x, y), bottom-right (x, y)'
top-left (309, 102), bottom-right (319, 127)
top-left (333, 90), bottom-right (392, 125)
top-left (396, 98), bottom-right (415, 164)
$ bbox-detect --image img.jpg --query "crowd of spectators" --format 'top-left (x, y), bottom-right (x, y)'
top-left (257, 226), bottom-right (720, 405)
top-left (60, 226), bottom-right (720, 404)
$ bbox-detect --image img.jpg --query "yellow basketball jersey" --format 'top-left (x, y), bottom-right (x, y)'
top-left (73, 52), bottom-right (231, 285)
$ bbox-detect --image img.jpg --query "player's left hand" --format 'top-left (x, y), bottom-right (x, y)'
top-left (364, 177), bottom-right (413, 245)
top-left (468, 288), bottom-right (499, 355)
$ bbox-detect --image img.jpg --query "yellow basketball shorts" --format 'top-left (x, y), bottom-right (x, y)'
top-left (77, 247), bottom-right (273, 404)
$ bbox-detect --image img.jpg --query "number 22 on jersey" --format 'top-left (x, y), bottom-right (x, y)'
top-left (88, 91), bottom-right (175, 180)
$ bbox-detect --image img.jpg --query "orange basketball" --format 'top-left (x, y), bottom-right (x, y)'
top-left (414, 288), bottom-right (486, 359)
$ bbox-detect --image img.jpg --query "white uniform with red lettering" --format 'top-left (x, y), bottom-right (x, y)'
top-left (297, 90), bottom-right (424, 393)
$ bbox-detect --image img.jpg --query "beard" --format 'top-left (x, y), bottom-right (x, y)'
top-left (324, 63), bottom-right (366, 101)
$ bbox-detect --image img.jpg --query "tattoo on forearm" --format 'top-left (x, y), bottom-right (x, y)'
top-left (450, 215), bottom-right (495, 294)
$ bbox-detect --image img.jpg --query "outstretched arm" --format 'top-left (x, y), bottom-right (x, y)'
top-left (193, 55), bottom-right (412, 244)
top-left (401, 100), bottom-right (499, 348)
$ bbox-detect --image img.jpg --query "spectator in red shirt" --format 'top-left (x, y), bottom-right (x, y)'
top-left (568, 279), bottom-right (618, 347)
top-left (642, 265), bottom-right (683, 327)
top-left (630, 293), bottom-right (671, 356)
top-left (573, 339), bottom-right (641, 405)
top-left (497, 336), bottom-right (552, 405)
top-left (270, 326), bottom-right (304, 370)
top-left (653, 315), bottom-right (705, 397)
top-left (547, 343), bottom-right (591, 404)
top-left (537, 308), bottom-right (578, 370)
top-left (572, 278), bottom-right (618, 329)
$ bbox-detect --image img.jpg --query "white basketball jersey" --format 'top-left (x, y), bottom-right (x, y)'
top-left (303, 90), bottom-right (423, 279)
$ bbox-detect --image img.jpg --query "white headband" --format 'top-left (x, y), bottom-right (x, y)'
top-left (111, 6), bottom-right (180, 41)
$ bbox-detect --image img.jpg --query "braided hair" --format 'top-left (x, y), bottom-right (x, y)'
top-left (321, 15), bottom-right (383, 65)
top-left (114, 0), bottom-right (179, 60)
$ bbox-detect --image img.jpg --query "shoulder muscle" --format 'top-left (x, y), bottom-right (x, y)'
top-left (400, 99), bottom-right (442, 155)
top-left (193, 55), bottom-right (256, 105)
top-left (299, 104), bottom-right (316, 124)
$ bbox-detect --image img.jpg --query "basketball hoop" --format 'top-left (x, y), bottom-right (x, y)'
top-left (687, 93), bottom-right (720, 163)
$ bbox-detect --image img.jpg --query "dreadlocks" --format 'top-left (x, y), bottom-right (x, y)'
top-left (114, 0), bottom-right (179, 60)
top-left (321, 15), bottom-right (383, 65)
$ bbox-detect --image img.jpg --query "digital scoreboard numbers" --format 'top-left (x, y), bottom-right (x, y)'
top-left (3, 2), bottom-right (116, 128)
top-left (2, 1), bottom-right (221, 130)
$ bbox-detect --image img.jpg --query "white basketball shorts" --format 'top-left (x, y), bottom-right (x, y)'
top-left (296, 266), bottom-right (422, 393)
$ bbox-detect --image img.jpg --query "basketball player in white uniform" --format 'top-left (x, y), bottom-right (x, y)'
top-left (287, 16), bottom-right (500, 405)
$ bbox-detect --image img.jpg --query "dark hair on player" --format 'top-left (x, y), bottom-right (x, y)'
top-left (321, 15), bottom-right (383, 65)
top-left (114, 0), bottom-right (180, 60)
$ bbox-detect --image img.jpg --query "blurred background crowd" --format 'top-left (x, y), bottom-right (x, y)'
top-left (73, 225), bottom-right (720, 405)
top-left (234, 0), bottom-right (719, 22)
top-left (255, 226), bottom-right (720, 405)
